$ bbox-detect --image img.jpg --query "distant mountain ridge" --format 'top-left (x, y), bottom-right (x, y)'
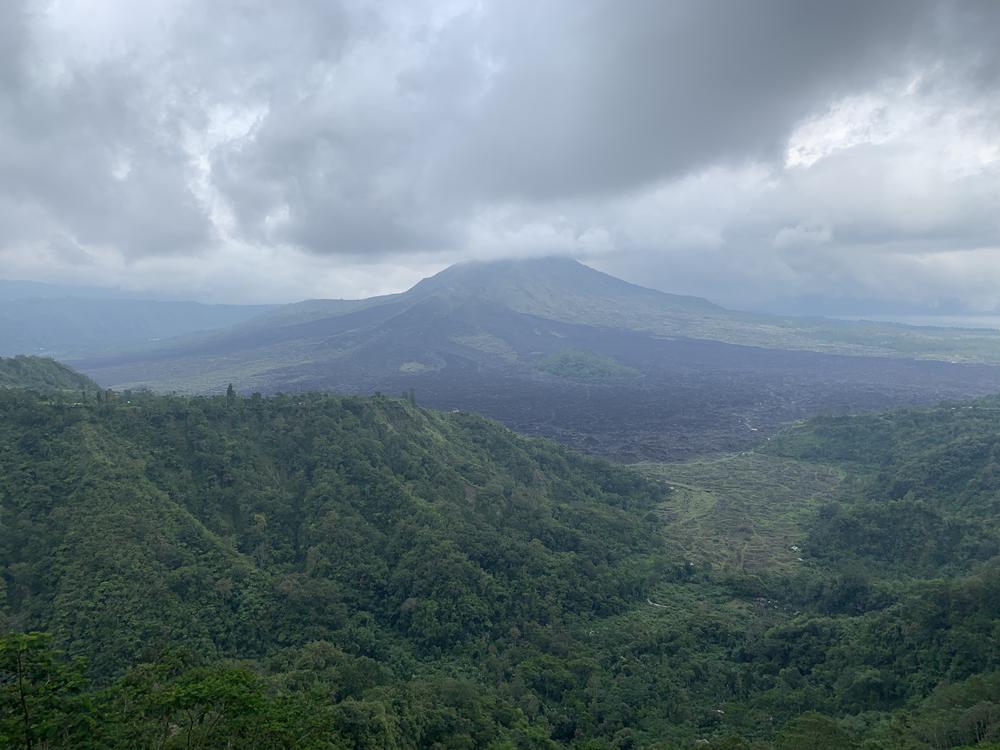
top-left (0, 279), bottom-right (274, 358)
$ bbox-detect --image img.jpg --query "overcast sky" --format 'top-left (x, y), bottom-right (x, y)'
top-left (2, 0), bottom-right (999, 311)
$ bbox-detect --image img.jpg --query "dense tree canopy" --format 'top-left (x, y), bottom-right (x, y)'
top-left (2, 389), bottom-right (1000, 747)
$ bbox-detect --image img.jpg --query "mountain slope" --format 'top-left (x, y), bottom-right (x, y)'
top-left (382, 258), bottom-right (1000, 362)
top-left (410, 256), bottom-right (723, 323)
top-left (0, 389), bottom-right (664, 677)
top-left (764, 394), bottom-right (1000, 577)
top-left (0, 355), bottom-right (99, 391)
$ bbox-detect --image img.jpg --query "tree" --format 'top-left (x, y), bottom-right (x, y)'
top-left (0, 633), bottom-right (95, 750)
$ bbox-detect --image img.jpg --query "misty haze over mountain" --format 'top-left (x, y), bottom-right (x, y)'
top-left (1, 0), bottom-right (999, 315)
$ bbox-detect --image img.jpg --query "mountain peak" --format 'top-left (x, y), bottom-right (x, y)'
top-left (410, 256), bottom-right (721, 314)
top-left (415, 256), bottom-right (592, 289)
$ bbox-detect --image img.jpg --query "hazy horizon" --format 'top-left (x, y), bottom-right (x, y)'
top-left (5, 260), bottom-right (1000, 332)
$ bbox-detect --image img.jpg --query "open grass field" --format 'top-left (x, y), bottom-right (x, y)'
top-left (636, 452), bottom-right (849, 574)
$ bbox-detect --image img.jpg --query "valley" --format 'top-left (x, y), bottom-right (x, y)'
top-left (637, 452), bottom-right (848, 575)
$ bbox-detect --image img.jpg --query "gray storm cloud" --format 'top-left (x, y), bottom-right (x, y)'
top-left (0, 0), bottom-right (998, 310)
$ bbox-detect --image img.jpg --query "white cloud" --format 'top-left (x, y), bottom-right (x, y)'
top-left (773, 222), bottom-right (832, 249)
top-left (1, 0), bottom-right (1000, 314)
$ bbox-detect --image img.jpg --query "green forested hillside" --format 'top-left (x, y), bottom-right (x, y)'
top-left (0, 355), bottom-right (99, 391)
top-left (766, 397), bottom-right (1000, 577)
top-left (3, 390), bottom-right (1000, 748)
top-left (0, 389), bottom-right (667, 747)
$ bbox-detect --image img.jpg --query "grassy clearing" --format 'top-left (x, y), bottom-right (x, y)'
top-left (635, 452), bottom-right (848, 574)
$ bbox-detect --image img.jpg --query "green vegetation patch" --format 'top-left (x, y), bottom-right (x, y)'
top-left (450, 332), bottom-right (519, 362)
top-left (398, 360), bottom-right (435, 373)
top-left (637, 452), bottom-right (847, 575)
top-left (536, 347), bottom-right (640, 381)
top-left (764, 396), bottom-right (1000, 578)
top-left (0, 355), bottom-right (98, 391)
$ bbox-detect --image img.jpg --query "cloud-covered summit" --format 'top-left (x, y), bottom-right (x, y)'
top-left (2, 0), bottom-right (998, 312)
